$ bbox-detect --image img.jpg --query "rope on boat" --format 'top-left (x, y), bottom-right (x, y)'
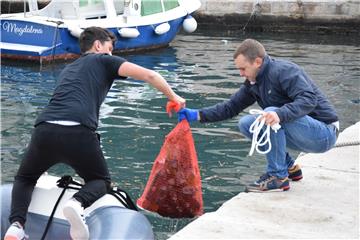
top-left (50, 22), bottom-right (61, 64)
top-left (40, 176), bottom-right (137, 240)
top-left (334, 140), bottom-right (360, 148)
top-left (40, 176), bottom-right (73, 240)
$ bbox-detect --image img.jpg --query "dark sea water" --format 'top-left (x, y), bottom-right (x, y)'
top-left (1, 30), bottom-right (359, 239)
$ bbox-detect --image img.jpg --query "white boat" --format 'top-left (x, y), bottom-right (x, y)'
top-left (0, 0), bottom-right (200, 63)
top-left (1, 174), bottom-right (154, 239)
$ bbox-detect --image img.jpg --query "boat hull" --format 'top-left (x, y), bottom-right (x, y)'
top-left (1, 176), bottom-right (154, 239)
top-left (0, 16), bottom-right (186, 63)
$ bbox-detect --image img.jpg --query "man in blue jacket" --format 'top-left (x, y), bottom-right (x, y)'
top-left (178, 39), bottom-right (339, 192)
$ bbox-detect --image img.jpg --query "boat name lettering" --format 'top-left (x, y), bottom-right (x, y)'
top-left (1, 21), bottom-right (43, 36)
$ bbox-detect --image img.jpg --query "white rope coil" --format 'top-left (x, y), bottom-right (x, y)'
top-left (248, 109), bottom-right (281, 156)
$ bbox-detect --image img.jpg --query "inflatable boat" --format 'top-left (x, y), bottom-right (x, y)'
top-left (1, 174), bottom-right (154, 239)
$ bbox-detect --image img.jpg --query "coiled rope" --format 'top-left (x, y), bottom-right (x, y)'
top-left (248, 109), bottom-right (281, 156)
top-left (248, 110), bottom-right (359, 154)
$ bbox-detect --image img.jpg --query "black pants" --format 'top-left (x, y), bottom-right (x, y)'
top-left (9, 122), bottom-right (111, 225)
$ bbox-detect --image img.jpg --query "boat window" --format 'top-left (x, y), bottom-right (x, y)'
top-left (141, 0), bottom-right (163, 16)
top-left (114, 0), bottom-right (125, 15)
top-left (163, 0), bottom-right (179, 11)
top-left (80, 0), bottom-right (103, 7)
top-left (140, 0), bottom-right (179, 16)
top-left (79, 0), bottom-right (107, 19)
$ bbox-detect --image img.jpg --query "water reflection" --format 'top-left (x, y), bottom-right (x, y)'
top-left (1, 31), bottom-right (359, 239)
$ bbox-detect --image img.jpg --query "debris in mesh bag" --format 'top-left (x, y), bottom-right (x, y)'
top-left (137, 104), bottom-right (203, 218)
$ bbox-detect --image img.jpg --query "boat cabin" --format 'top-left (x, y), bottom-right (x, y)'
top-left (22, 0), bottom-right (182, 20)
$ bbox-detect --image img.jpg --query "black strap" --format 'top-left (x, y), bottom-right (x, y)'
top-left (109, 186), bottom-right (138, 211)
top-left (40, 175), bottom-right (73, 240)
top-left (40, 175), bottom-right (138, 239)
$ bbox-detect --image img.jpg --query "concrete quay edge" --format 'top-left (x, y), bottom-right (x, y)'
top-left (169, 122), bottom-right (360, 239)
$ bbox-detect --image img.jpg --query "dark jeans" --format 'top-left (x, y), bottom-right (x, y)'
top-left (9, 122), bottom-right (111, 226)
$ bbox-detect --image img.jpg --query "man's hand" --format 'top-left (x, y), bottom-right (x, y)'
top-left (261, 111), bottom-right (280, 126)
top-left (171, 94), bottom-right (186, 109)
top-left (178, 108), bottom-right (199, 122)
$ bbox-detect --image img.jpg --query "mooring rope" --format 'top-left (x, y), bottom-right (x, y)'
top-left (334, 140), bottom-right (360, 148)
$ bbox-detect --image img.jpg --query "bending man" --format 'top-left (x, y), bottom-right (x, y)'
top-left (4, 27), bottom-right (185, 240)
top-left (178, 39), bottom-right (338, 192)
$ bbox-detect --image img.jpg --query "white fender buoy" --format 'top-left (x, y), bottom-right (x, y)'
top-left (118, 28), bottom-right (140, 38)
top-left (182, 15), bottom-right (197, 33)
top-left (154, 22), bottom-right (170, 35)
top-left (68, 25), bottom-right (83, 38)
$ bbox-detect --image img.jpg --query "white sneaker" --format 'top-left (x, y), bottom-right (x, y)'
top-left (4, 221), bottom-right (29, 240)
top-left (63, 198), bottom-right (89, 240)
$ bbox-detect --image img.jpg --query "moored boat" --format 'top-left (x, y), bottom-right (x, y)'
top-left (0, 0), bottom-right (201, 63)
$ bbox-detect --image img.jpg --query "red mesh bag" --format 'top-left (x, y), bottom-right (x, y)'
top-left (137, 119), bottom-right (203, 218)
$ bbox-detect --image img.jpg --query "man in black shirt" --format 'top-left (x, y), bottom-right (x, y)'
top-left (4, 27), bottom-right (185, 240)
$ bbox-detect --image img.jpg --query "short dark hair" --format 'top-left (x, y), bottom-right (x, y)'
top-left (79, 27), bottom-right (116, 53)
top-left (233, 39), bottom-right (266, 62)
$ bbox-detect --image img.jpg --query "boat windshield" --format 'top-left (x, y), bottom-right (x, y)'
top-left (79, 0), bottom-right (124, 19)
top-left (26, 0), bottom-right (180, 19)
top-left (33, 0), bottom-right (124, 19)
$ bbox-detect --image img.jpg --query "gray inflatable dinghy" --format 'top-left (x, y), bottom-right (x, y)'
top-left (1, 174), bottom-right (154, 239)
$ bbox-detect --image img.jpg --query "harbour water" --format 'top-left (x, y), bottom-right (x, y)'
top-left (1, 30), bottom-right (359, 239)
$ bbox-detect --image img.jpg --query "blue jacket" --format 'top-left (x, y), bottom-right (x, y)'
top-left (199, 55), bottom-right (338, 124)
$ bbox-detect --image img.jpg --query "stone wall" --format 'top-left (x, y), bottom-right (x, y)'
top-left (198, 0), bottom-right (360, 20)
top-left (194, 0), bottom-right (360, 34)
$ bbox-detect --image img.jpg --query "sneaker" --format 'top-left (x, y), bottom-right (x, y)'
top-left (254, 173), bottom-right (271, 184)
top-left (245, 175), bottom-right (290, 192)
top-left (63, 198), bottom-right (89, 240)
top-left (288, 164), bottom-right (303, 181)
top-left (4, 222), bottom-right (29, 240)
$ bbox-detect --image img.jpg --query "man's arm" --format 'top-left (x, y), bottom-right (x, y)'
top-left (275, 68), bottom-right (317, 123)
top-left (118, 62), bottom-right (185, 105)
top-left (199, 85), bottom-right (256, 122)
